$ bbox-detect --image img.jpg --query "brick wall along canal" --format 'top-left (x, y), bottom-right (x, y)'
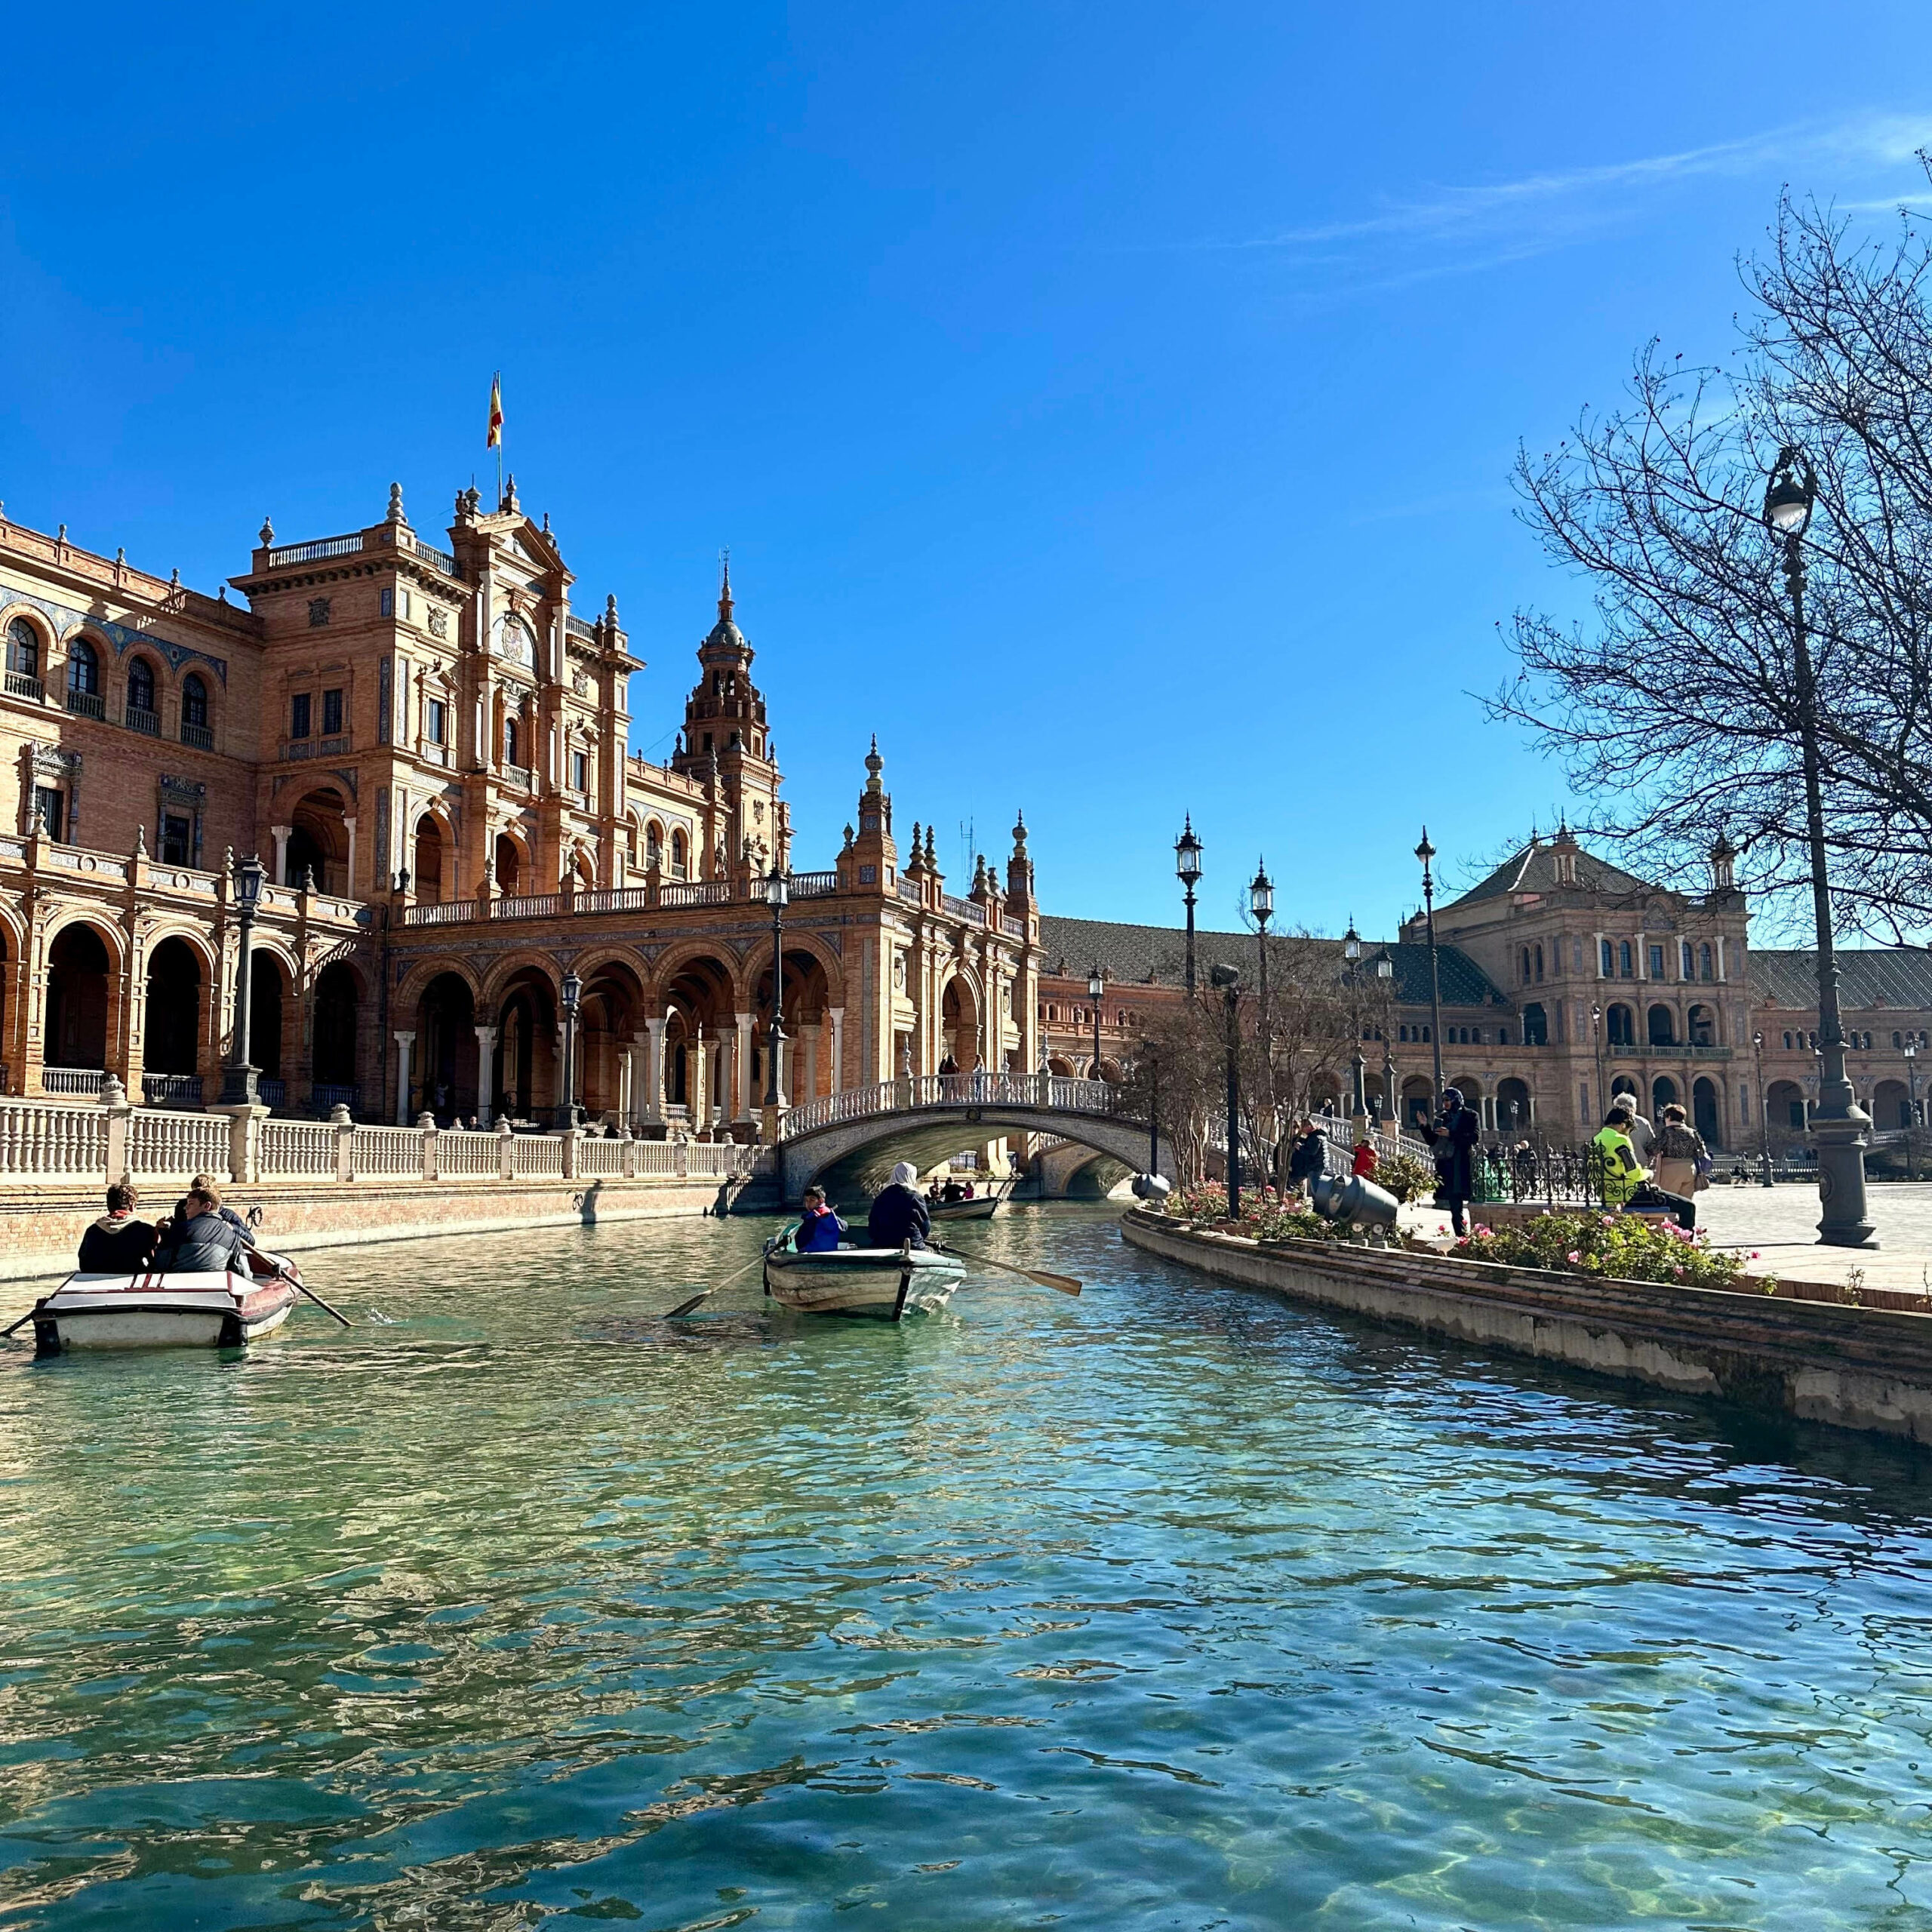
top-left (3, 1203), bottom-right (1931, 1928)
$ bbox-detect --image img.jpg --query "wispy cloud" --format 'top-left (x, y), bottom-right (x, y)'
top-left (1172, 109), bottom-right (1932, 278)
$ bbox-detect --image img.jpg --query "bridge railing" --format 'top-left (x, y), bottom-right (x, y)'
top-left (780, 1071), bottom-right (1134, 1140)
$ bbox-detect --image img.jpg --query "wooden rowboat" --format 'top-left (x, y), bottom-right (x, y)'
top-left (28, 1256), bottom-right (303, 1353)
top-left (763, 1241), bottom-right (965, 1320)
top-left (928, 1193), bottom-right (1001, 1223)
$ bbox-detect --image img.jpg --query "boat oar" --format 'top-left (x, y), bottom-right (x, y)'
top-left (1, 1306), bottom-right (42, 1340)
top-left (929, 1241), bottom-right (1081, 1297)
top-left (249, 1251), bottom-right (352, 1328)
top-left (667, 1248), bottom-right (769, 1318)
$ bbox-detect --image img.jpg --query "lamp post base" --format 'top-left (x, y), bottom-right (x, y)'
top-left (217, 1065), bottom-right (259, 1108)
top-left (1814, 1106), bottom-right (1878, 1247)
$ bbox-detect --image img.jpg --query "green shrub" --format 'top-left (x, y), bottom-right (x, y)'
top-left (1373, 1152), bottom-right (1436, 1204)
top-left (1453, 1211), bottom-right (1746, 1291)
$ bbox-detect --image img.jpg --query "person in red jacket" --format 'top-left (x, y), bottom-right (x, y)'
top-left (1352, 1137), bottom-right (1377, 1179)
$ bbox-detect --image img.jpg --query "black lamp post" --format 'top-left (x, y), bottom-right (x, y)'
top-left (219, 853), bottom-right (266, 1106)
top-left (1765, 447), bottom-right (1875, 1245)
top-left (1752, 1029), bottom-right (1774, 1186)
top-left (1211, 961), bottom-right (1241, 1218)
top-left (765, 865), bottom-right (789, 1108)
top-left (1906, 1041), bottom-right (1920, 1182)
top-left (1148, 1050), bottom-right (1161, 1177)
top-left (1415, 829), bottom-right (1445, 1105)
top-left (1342, 921), bottom-right (1367, 1119)
top-left (1088, 966), bottom-right (1105, 1081)
top-left (1175, 817), bottom-right (1203, 995)
top-left (1382, 1029), bottom-right (1397, 1131)
top-left (1592, 1001), bottom-right (1605, 1131)
top-left (1251, 860), bottom-right (1274, 1103)
top-left (555, 968), bottom-right (583, 1129)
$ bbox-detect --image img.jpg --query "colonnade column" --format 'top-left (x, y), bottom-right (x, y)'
top-left (734, 1010), bottom-right (754, 1121)
top-left (798, 1022), bottom-right (820, 1104)
top-left (617, 1042), bottom-right (635, 1128)
top-left (393, 1031), bottom-right (414, 1125)
top-left (343, 814), bottom-right (358, 902)
top-left (688, 1037), bottom-right (710, 1129)
top-left (828, 1007), bottom-right (844, 1094)
top-left (271, 825), bottom-right (291, 886)
top-left (474, 1024), bottom-right (497, 1127)
top-left (644, 1016), bottom-right (666, 1124)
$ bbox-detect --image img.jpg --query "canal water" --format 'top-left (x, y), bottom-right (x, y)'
top-left (3, 1204), bottom-right (1932, 1930)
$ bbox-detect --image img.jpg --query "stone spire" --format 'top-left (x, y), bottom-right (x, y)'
top-left (671, 555), bottom-right (769, 777)
top-left (1006, 809), bottom-right (1035, 909)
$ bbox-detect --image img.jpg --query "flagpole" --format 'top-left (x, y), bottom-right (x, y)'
top-left (496, 371), bottom-right (503, 506)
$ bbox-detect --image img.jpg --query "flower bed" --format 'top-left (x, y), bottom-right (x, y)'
top-left (1163, 1182), bottom-right (1344, 1244)
top-left (1452, 1210), bottom-right (1753, 1292)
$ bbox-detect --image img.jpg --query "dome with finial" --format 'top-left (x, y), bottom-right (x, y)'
top-left (864, 735), bottom-right (884, 795)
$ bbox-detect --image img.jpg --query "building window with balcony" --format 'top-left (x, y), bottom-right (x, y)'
top-left (126, 657), bottom-right (158, 734)
top-left (180, 674), bottom-right (211, 748)
top-left (321, 688), bottom-right (343, 737)
top-left (426, 698), bottom-right (447, 746)
top-left (1523, 1003), bottom-right (1547, 1046)
top-left (671, 829), bottom-right (688, 878)
top-left (1601, 938), bottom-right (1614, 977)
top-left (7, 616), bottom-right (43, 698)
top-left (33, 786), bottom-right (63, 841)
top-left (571, 750), bottom-right (590, 795)
top-left (1647, 943), bottom-right (1666, 979)
top-left (65, 638), bottom-right (103, 718)
top-left (503, 715), bottom-right (520, 769)
top-left (1680, 940), bottom-right (1694, 979)
top-left (1534, 943), bottom-right (1544, 983)
top-left (1607, 1003), bottom-right (1635, 1046)
top-left (160, 812), bottom-right (191, 864)
top-left (1700, 942), bottom-right (1714, 981)
top-left (1619, 941), bottom-right (1634, 978)
top-left (291, 692), bottom-right (312, 740)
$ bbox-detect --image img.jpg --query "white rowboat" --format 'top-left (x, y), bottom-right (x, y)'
top-left (928, 1194), bottom-right (1001, 1223)
top-left (763, 1242), bottom-right (965, 1320)
top-left (29, 1260), bottom-right (302, 1352)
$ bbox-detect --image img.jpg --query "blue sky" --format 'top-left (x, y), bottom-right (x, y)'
top-left (4, 2), bottom-right (1930, 939)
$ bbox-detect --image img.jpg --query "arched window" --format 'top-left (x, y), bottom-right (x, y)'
top-left (1523, 1002), bottom-right (1547, 1046)
top-left (1600, 939), bottom-right (1615, 977)
top-left (1607, 1004), bottom-right (1635, 1046)
top-left (646, 823), bottom-right (663, 869)
top-left (1895, 1031), bottom-right (1904, 1050)
top-left (1688, 1004), bottom-right (1715, 1048)
top-left (1534, 943), bottom-right (1544, 983)
top-left (1618, 940), bottom-right (1633, 978)
top-left (7, 616), bottom-right (40, 684)
top-left (66, 638), bottom-right (99, 697)
top-left (127, 657), bottom-right (156, 723)
top-left (670, 829), bottom-right (688, 878)
top-left (1699, 943), bottom-right (1714, 982)
top-left (1783, 1032), bottom-right (1793, 1050)
top-left (503, 715), bottom-right (520, 768)
top-left (1521, 947), bottom-right (1532, 984)
top-left (1647, 1004), bottom-right (1675, 1047)
top-left (180, 673), bottom-right (210, 743)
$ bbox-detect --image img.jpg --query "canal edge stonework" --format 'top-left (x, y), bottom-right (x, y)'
top-left (1118, 1207), bottom-right (1932, 1445)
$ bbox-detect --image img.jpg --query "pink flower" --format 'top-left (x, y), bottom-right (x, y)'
top-left (1567, 1251), bottom-right (1582, 1264)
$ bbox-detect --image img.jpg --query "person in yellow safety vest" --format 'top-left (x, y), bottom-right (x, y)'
top-left (1591, 1109), bottom-right (1697, 1229)
top-left (1591, 1111), bottom-right (1645, 1208)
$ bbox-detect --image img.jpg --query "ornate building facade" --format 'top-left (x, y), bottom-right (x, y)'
top-left (1037, 825), bottom-right (1932, 1152)
top-left (0, 488), bottom-right (1039, 1129)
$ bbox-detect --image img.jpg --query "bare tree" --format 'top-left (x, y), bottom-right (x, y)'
top-left (1497, 186), bottom-right (1932, 940)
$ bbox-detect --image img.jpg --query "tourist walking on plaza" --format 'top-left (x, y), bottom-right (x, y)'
top-left (1651, 1103), bottom-right (1712, 1212)
top-left (1423, 1088), bottom-right (1481, 1235)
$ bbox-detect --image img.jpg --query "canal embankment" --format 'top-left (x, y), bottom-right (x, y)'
top-left (1120, 1204), bottom-right (1932, 1444)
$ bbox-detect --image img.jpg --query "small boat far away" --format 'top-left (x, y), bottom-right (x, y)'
top-left (763, 1239), bottom-right (965, 1320)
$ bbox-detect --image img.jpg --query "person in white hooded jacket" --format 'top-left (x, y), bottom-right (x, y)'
top-left (866, 1161), bottom-right (933, 1249)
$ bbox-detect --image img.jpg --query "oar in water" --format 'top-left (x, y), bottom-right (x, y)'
top-left (271, 1266), bottom-right (352, 1329)
top-left (1, 1305), bottom-right (42, 1340)
top-left (928, 1240), bottom-right (1081, 1297)
top-left (667, 1247), bottom-right (769, 1318)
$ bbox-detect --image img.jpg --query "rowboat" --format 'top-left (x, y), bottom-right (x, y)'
top-left (928, 1192), bottom-right (1002, 1223)
top-left (763, 1241), bottom-right (966, 1320)
top-left (24, 1253), bottom-right (303, 1353)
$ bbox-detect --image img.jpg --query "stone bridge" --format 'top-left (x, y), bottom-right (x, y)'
top-left (776, 1072), bottom-right (1171, 1206)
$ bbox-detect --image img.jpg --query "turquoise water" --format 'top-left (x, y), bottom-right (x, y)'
top-left (3, 1204), bottom-right (1932, 1930)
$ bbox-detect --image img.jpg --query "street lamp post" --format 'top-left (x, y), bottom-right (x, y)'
top-left (1383, 1029), bottom-right (1397, 1132)
top-left (1906, 1041), bottom-right (1921, 1183)
top-left (1088, 967), bottom-right (1105, 1083)
top-left (555, 969), bottom-right (583, 1130)
top-left (764, 866), bottom-right (789, 1109)
top-left (1752, 1030), bottom-right (1774, 1186)
top-left (1765, 448), bottom-right (1875, 1245)
top-left (1415, 829), bottom-right (1446, 1103)
top-left (219, 854), bottom-right (266, 1106)
top-left (1211, 963), bottom-right (1241, 1219)
top-left (1175, 817), bottom-right (1203, 995)
top-left (1251, 860), bottom-right (1274, 1108)
top-left (1148, 1051), bottom-right (1161, 1179)
top-left (1591, 1001), bottom-right (1604, 1130)
top-left (1343, 922), bottom-right (1367, 1121)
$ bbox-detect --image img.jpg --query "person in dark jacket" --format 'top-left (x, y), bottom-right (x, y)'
top-left (866, 1161), bottom-right (932, 1250)
top-left (151, 1185), bottom-right (249, 1275)
top-left (77, 1182), bottom-right (157, 1273)
top-left (793, 1186), bottom-right (846, 1253)
top-left (1287, 1120), bottom-right (1327, 1196)
top-left (1422, 1088), bottom-right (1482, 1235)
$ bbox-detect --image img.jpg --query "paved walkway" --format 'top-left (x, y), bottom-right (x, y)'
top-left (1694, 1180), bottom-right (1932, 1291)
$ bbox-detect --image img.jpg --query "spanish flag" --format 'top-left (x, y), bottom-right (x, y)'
top-left (486, 374), bottom-right (503, 449)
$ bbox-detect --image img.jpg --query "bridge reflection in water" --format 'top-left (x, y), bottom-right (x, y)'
top-left (776, 1070), bottom-right (1168, 1205)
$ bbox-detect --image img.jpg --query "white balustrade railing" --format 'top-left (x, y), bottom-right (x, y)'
top-left (260, 1119), bottom-right (336, 1178)
top-left (780, 1071), bottom-right (1131, 1140)
top-left (0, 1100), bottom-right (107, 1177)
top-left (438, 1129), bottom-right (500, 1177)
top-left (351, 1126), bottom-right (421, 1175)
top-left (577, 1137), bottom-right (627, 1177)
top-left (634, 1140), bottom-right (681, 1174)
top-left (42, 1067), bottom-right (107, 1098)
top-left (128, 1109), bottom-right (231, 1180)
top-left (512, 1135), bottom-right (564, 1177)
